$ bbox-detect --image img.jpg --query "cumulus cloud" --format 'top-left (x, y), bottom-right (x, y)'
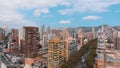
top-left (59, 9), bottom-right (72, 15)
top-left (0, 0), bottom-right (120, 28)
top-left (33, 8), bottom-right (49, 17)
top-left (60, 20), bottom-right (71, 24)
top-left (43, 14), bottom-right (54, 18)
top-left (82, 16), bottom-right (102, 20)
top-left (59, 0), bottom-right (120, 15)
top-left (0, 0), bottom-right (66, 28)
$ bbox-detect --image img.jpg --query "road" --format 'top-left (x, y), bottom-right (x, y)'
top-left (0, 34), bottom-right (22, 68)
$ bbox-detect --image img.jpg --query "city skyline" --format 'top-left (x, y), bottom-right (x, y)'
top-left (0, 0), bottom-right (120, 29)
top-left (1, 17), bottom-right (120, 68)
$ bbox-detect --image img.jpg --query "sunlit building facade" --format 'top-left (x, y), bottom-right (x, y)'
top-left (48, 37), bottom-right (66, 68)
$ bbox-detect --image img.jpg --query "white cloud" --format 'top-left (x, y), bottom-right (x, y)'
top-left (60, 1), bottom-right (72, 7)
top-left (0, 0), bottom-right (120, 28)
top-left (33, 8), bottom-right (49, 17)
top-left (0, 10), bottom-right (37, 28)
top-left (33, 9), bottom-right (41, 17)
top-left (40, 8), bottom-right (49, 13)
top-left (59, 0), bottom-right (120, 15)
top-left (59, 9), bottom-right (72, 15)
top-left (43, 14), bottom-right (54, 18)
top-left (82, 16), bottom-right (102, 20)
top-left (0, 0), bottom-right (66, 28)
top-left (60, 20), bottom-right (71, 24)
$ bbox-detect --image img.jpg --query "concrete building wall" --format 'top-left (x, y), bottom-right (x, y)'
top-left (23, 27), bottom-right (39, 58)
top-left (0, 28), bottom-right (5, 42)
top-left (118, 31), bottom-right (120, 38)
top-left (48, 38), bottom-right (66, 68)
top-left (117, 38), bottom-right (120, 50)
top-left (117, 31), bottom-right (120, 50)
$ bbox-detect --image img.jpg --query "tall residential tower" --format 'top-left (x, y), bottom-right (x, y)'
top-left (48, 37), bottom-right (66, 68)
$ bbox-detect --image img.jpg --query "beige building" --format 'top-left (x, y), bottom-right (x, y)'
top-left (62, 28), bottom-right (69, 40)
top-left (65, 36), bottom-right (73, 61)
top-left (117, 31), bottom-right (120, 50)
top-left (78, 28), bottom-right (84, 50)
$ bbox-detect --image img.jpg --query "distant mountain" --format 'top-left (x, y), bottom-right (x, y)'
top-left (78, 27), bottom-right (93, 32)
top-left (77, 24), bottom-right (109, 32)
top-left (113, 26), bottom-right (120, 31)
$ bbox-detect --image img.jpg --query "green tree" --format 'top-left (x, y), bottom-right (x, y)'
top-left (62, 39), bottom-right (97, 68)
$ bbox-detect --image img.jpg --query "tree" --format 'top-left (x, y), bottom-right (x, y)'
top-left (85, 39), bottom-right (97, 68)
top-left (62, 39), bottom-right (97, 68)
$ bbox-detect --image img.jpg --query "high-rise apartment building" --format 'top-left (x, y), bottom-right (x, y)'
top-left (2, 25), bottom-right (8, 36)
top-left (117, 31), bottom-right (120, 50)
top-left (78, 28), bottom-right (84, 50)
top-left (0, 28), bottom-right (5, 42)
top-left (9, 29), bottom-right (19, 55)
top-left (18, 26), bottom-right (40, 68)
top-left (42, 34), bottom-right (48, 49)
top-left (47, 26), bottom-right (51, 34)
top-left (92, 27), bottom-right (95, 39)
top-left (11, 29), bottom-right (19, 42)
top-left (48, 37), bottom-right (66, 68)
top-left (40, 25), bottom-right (45, 39)
top-left (65, 36), bottom-right (77, 61)
top-left (111, 28), bottom-right (117, 49)
top-left (101, 25), bottom-right (104, 32)
top-left (23, 26), bottom-right (39, 58)
top-left (62, 28), bottom-right (69, 40)
top-left (68, 28), bottom-right (78, 39)
top-left (18, 28), bottom-right (24, 50)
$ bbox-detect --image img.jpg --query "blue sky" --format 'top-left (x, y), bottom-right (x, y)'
top-left (0, 0), bottom-right (120, 28)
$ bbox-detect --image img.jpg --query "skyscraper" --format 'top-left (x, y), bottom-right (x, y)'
top-left (10, 29), bottom-right (19, 42)
top-left (62, 28), bottom-right (69, 40)
top-left (19, 26), bottom-right (40, 68)
top-left (23, 26), bottom-right (39, 58)
top-left (18, 28), bottom-right (24, 50)
top-left (65, 36), bottom-right (77, 61)
top-left (47, 26), bottom-right (51, 34)
top-left (9, 29), bottom-right (19, 55)
top-left (101, 25), bottom-right (104, 32)
top-left (78, 28), bottom-right (84, 50)
top-left (2, 25), bottom-right (8, 36)
top-left (0, 28), bottom-right (5, 42)
top-left (117, 31), bottom-right (120, 50)
top-left (42, 34), bottom-right (48, 49)
top-left (48, 37), bottom-right (66, 68)
top-left (40, 25), bottom-right (45, 39)
top-left (92, 27), bottom-right (95, 39)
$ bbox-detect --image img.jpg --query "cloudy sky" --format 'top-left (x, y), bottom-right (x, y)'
top-left (0, 0), bottom-right (120, 28)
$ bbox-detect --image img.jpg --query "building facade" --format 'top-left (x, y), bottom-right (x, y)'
top-left (23, 26), bottom-right (39, 58)
top-left (117, 31), bottom-right (120, 50)
top-left (78, 28), bottom-right (84, 50)
top-left (0, 28), bottom-right (5, 42)
top-left (65, 36), bottom-right (77, 61)
top-left (48, 38), bottom-right (66, 68)
top-left (18, 27), bottom-right (40, 68)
